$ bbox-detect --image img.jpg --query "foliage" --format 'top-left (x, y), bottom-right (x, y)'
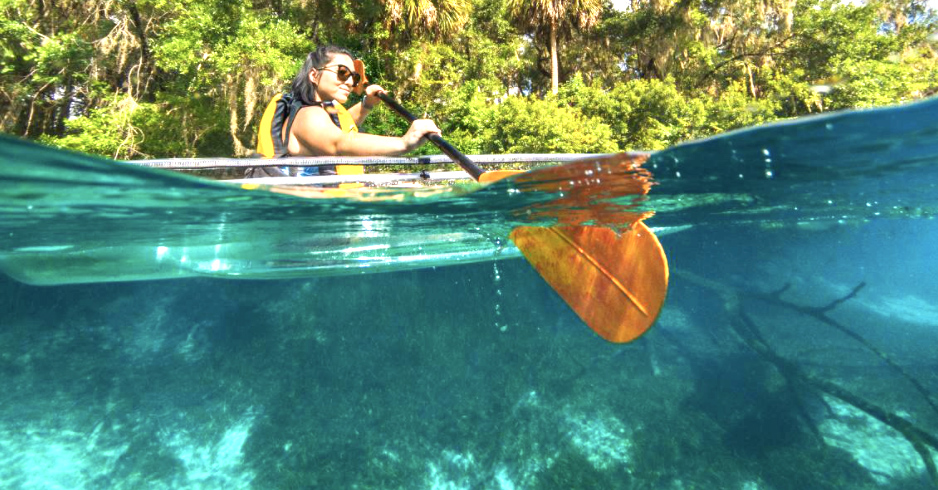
top-left (38, 96), bottom-right (147, 159)
top-left (784, 0), bottom-right (938, 110)
top-left (485, 93), bottom-right (619, 153)
top-left (1, 0), bottom-right (936, 159)
top-left (560, 73), bottom-right (778, 150)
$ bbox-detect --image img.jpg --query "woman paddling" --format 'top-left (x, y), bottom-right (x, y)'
top-left (249, 45), bottom-right (441, 177)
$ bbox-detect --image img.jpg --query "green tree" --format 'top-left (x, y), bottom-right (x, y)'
top-left (484, 94), bottom-right (619, 153)
top-left (380, 0), bottom-right (472, 39)
top-left (506, 0), bottom-right (604, 94)
top-left (0, 0), bottom-right (154, 137)
top-left (2, 0), bottom-right (937, 160)
top-left (777, 0), bottom-right (938, 114)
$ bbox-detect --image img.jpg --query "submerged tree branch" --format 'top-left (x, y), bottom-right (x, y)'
top-left (751, 281), bottom-right (938, 419)
top-left (674, 269), bottom-right (938, 487)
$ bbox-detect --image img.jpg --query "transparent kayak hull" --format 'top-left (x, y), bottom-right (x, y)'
top-left (0, 136), bottom-right (650, 285)
top-left (4, 96), bottom-right (938, 285)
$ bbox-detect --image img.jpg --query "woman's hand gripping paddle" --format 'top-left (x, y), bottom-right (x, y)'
top-left (377, 92), bottom-right (669, 343)
top-left (375, 92), bottom-right (484, 180)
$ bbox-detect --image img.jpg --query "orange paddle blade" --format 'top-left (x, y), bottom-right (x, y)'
top-left (510, 222), bottom-right (669, 343)
top-left (353, 59), bottom-right (368, 95)
top-left (478, 169), bottom-right (525, 183)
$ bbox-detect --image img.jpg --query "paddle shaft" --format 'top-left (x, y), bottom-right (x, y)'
top-left (375, 92), bottom-right (484, 181)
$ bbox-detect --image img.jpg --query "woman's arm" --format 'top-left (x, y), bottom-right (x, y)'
top-left (348, 84), bottom-right (384, 126)
top-left (349, 102), bottom-right (373, 127)
top-left (288, 105), bottom-right (439, 157)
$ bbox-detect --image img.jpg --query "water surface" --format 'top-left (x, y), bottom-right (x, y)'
top-left (1, 98), bottom-right (937, 489)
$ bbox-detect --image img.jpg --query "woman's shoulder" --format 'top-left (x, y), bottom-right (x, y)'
top-left (289, 103), bottom-right (345, 152)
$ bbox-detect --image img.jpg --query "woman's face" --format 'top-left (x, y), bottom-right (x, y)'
top-left (311, 53), bottom-right (358, 104)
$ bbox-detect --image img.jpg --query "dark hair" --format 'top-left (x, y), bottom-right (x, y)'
top-left (291, 45), bottom-right (356, 105)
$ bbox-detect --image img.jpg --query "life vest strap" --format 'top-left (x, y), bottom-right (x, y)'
top-left (282, 98), bottom-right (306, 156)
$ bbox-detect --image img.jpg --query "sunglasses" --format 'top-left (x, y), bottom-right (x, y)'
top-left (318, 64), bottom-right (362, 87)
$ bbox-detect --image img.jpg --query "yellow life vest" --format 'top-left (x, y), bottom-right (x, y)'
top-left (255, 93), bottom-right (364, 175)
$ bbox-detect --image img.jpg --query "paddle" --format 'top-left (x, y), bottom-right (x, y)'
top-left (376, 92), bottom-right (669, 343)
top-left (375, 92), bottom-right (483, 180)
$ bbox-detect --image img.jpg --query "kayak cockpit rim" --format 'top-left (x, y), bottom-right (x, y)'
top-left (120, 153), bottom-right (658, 186)
top-left (121, 153), bottom-right (612, 170)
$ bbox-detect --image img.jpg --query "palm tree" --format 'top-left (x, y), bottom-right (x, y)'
top-left (506, 0), bottom-right (603, 94)
top-left (381, 0), bottom-right (471, 40)
top-left (376, 0), bottom-right (472, 95)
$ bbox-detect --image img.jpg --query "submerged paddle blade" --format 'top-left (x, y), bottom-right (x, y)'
top-left (510, 222), bottom-right (669, 343)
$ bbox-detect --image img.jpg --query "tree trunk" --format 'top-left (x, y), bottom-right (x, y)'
top-left (550, 20), bottom-right (559, 95)
top-left (125, 1), bottom-right (150, 66)
top-left (227, 74), bottom-right (249, 156)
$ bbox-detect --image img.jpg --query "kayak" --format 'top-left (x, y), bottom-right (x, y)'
top-left (0, 134), bottom-right (655, 283)
top-left (0, 135), bottom-right (668, 342)
top-left (5, 95), bottom-right (938, 343)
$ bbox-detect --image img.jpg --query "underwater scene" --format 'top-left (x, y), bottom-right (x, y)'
top-left (2, 97), bottom-right (938, 489)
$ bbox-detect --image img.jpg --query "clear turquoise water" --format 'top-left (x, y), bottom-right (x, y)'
top-left (1, 98), bottom-right (938, 489)
top-left (0, 137), bottom-right (656, 284)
